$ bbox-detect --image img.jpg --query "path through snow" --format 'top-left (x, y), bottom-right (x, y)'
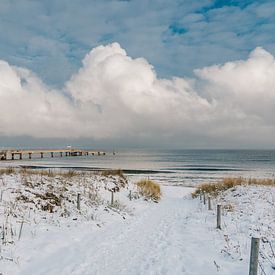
top-left (15, 186), bottom-right (253, 275)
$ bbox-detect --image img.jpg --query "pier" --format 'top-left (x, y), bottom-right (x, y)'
top-left (0, 148), bottom-right (107, 161)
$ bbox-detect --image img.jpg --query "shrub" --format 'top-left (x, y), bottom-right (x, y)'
top-left (136, 179), bottom-right (161, 202)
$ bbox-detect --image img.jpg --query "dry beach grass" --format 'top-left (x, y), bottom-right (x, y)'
top-left (136, 179), bottom-right (161, 202)
top-left (192, 177), bottom-right (275, 198)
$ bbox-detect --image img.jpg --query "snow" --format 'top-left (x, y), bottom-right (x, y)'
top-left (1, 172), bottom-right (275, 274)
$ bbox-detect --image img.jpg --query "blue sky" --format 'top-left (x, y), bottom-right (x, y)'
top-left (0, 0), bottom-right (274, 87)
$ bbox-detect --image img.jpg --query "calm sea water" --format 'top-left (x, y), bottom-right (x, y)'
top-left (1, 150), bottom-right (275, 186)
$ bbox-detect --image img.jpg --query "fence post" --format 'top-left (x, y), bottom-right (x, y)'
top-left (217, 205), bottom-right (222, 229)
top-left (77, 193), bottom-right (81, 210)
top-left (208, 196), bottom-right (212, 210)
top-left (111, 191), bottom-right (114, 205)
top-left (203, 192), bottom-right (206, 205)
top-left (199, 190), bottom-right (202, 201)
top-left (129, 190), bottom-right (132, 201)
top-left (249, 237), bottom-right (260, 275)
top-left (18, 221), bottom-right (24, 240)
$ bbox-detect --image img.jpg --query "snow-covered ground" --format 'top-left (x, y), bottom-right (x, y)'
top-left (1, 171), bottom-right (275, 274)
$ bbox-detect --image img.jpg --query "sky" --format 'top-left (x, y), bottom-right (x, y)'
top-left (0, 0), bottom-right (275, 149)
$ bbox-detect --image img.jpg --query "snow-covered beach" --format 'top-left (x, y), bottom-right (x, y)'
top-left (1, 0), bottom-right (275, 273)
top-left (0, 168), bottom-right (275, 275)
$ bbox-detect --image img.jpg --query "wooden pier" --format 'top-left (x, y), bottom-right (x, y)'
top-left (0, 148), bottom-right (107, 161)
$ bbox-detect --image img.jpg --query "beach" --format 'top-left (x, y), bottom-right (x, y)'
top-left (0, 166), bottom-right (274, 274)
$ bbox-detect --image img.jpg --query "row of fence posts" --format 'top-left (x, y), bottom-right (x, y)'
top-left (17, 189), bottom-right (134, 247)
top-left (76, 189), bottom-right (130, 211)
top-left (76, 191), bottom-right (114, 209)
top-left (199, 190), bottom-right (260, 275)
top-left (75, 189), bottom-right (133, 209)
top-left (17, 192), bottom-right (110, 242)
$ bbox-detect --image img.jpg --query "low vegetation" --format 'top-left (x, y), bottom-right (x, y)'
top-left (1, 167), bottom-right (128, 182)
top-left (0, 167), bottom-right (82, 178)
top-left (136, 179), bottom-right (161, 202)
top-left (100, 169), bottom-right (126, 179)
top-left (20, 167), bottom-right (80, 178)
top-left (192, 177), bottom-right (275, 198)
top-left (0, 167), bottom-right (15, 175)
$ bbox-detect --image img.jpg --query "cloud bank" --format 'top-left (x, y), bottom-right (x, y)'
top-left (1, 43), bottom-right (275, 147)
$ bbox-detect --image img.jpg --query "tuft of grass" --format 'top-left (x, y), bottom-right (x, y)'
top-left (136, 179), bottom-right (161, 202)
top-left (0, 167), bottom-right (15, 175)
top-left (62, 170), bottom-right (78, 178)
top-left (100, 169), bottom-right (125, 179)
top-left (192, 177), bottom-right (275, 198)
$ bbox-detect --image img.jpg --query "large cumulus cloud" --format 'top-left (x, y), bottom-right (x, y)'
top-left (1, 43), bottom-right (275, 147)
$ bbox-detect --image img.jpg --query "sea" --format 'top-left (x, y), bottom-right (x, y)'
top-left (1, 149), bottom-right (275, 186)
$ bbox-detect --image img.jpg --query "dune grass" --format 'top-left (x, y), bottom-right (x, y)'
top-left (0, 167), bottom-right (15, 175)
top-left (19, 168), bottom-right (80, 178)
top-left (0, 167), bottom-right (83, 179)
top-left (100, 169), bottom-right (126, 179)
top-left (0, 167), bottom-right (128, 180)
top-left (192, 177), bottom-right (275, 198)
top-left (136, 179), bottom-right (161, 202)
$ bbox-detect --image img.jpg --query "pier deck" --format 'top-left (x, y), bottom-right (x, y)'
top-left (0, 148), bottom-right (107, 160)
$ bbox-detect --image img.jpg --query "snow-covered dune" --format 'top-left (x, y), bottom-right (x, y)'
top-left (0, 171), bottom-right (275, 274)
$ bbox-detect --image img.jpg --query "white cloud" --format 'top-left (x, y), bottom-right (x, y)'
top-left (195, 47), bottom-right (275, 121)
top-left (1, 43), bottom-right (275, 147)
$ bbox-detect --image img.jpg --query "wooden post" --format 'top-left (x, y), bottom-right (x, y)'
top-left (129, 190), bottom-right (132, 201)
top-left (217, 205), bottom-right (222, 229)
top-left (18, 221), bottom-right (24, 240)
top-left (199, 190), bottom-right (202, 201)
top-left (111, 191), bottom-right (114, 205)
top-left (51, 152), bottom-right (54, 158)
top-left (60, 152), bottom-right (63, 157)
top-left (19, 153), bottom-right (22, 160)
top-left (208, 196), bottom-right (212, 210)
top-left (77, 193), bottom-right (81, 210)
top-left (12, 153), bottom-right (14, 160)
top-left (40, 152), bottom-right (43, 158)
top-left (29, 153), bottom-right (32, 159)
top-left (203, 192), bottom-right (206, 205)
top-left (249, 237), bottom-right (260, 275)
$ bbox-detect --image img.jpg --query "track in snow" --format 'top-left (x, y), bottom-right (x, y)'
top-left (19, 187), bottom-right (220, 275)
